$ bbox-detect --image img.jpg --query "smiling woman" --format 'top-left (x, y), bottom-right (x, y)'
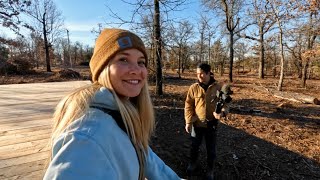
top-left (43, 28), bottom-right (181, 180)
top-left (108, 49), bottom-right (147, 98)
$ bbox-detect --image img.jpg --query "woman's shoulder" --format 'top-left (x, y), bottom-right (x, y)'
top-left (52, 109), bottom-right (128, 155)
top-left (62, 109), bottom-right (123, 142)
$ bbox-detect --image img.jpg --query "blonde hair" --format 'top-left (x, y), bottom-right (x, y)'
top-left (49, 63), bottom-right (154, 179)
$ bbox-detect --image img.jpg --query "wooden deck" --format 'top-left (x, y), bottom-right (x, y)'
top-left (0, 81), bottom-right (90, 180)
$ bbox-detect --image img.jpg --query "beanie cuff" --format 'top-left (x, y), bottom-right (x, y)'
top-left (90, 29), bottom-right (148, 82)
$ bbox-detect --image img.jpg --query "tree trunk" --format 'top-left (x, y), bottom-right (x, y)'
top-left (67, 29), bottom-right (72, 68)
top-left (220, 62), bottom-right (224, 76)
top-left (43, 12), bottom-right (51, 72)
top-left (208, 36), bottom-right (211, 65)
top-left (298, 62), bottom-right (302, 78)
top-left (301, 62), bottom-right (308, 88)
top-left (200, 31), bottom-right (204, 63)
top-left (300, 12), bottom-right (318, 88)
top-left (251, 84), bottom-right (319, 105)
top-left (277, 26), bottom-right (284, 91)
top-left (258, 29), bottom-right (265, 79)
top-left (154, 0), bottom-right (163, 95)
top-left (178, 46), bottom-right (181, 78)
top-left (151, 39), bottom-right (155, 69)
top-left (272, 51), bottom-right (277, 77)
top-left (269, 89), bottom-right (319, 105)
top-left (229, 31), bottom-right (234, 82)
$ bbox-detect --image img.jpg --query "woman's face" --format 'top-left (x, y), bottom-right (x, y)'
top-left (108, 49), bottom-right (147, 98)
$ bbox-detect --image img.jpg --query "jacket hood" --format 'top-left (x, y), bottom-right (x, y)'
top-left (90, 87), bottom-right (119, 111)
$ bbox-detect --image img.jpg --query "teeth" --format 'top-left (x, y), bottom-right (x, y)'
top-left (127, 80), bottom-right (139, 84)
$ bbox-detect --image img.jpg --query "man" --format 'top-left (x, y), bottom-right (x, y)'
top-left (184, 63), bottom-right (230, 180)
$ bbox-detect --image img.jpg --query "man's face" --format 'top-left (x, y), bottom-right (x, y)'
top-left (196, 68), bottom-right (210, 84)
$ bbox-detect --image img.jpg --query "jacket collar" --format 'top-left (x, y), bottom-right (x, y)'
top-left (198, 77), bottom-right (215, 91)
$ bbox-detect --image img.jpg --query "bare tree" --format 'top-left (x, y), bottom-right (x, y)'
top-left (211, 40), bottom-right (228, 75)
top-left (0, 0), bottom-right (31, 35)
top-left (202, 0), bottom-right (251, 82)
top-left (267, 0), bottom-right (296, 91)
top-left (167, 20), bottom-right (193, 78)
top-left (285, 34), bottom-right (304, 78)
top-left (234, 41), bottom-right (249, 74)
top-left (296, 0), bottom-right (319, 87)
top-left (197, 15), bottom-right (210, 63)
top-left (153, 0), bottom-right (163, 95)
top-left (26, 0), bottom-right (64, 72)
top-left (265, 36), bottom-right (279, 77)
top-left (30, 31), bottom-right (44, 68)
top-left (241, 0), bottom-right (276, 79)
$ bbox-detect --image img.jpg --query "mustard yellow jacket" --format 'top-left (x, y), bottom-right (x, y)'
top-left (184, 81), bottom-right (223, 128)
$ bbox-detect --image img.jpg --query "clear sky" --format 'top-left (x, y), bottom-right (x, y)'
top-left (56, 0), bottom-right (202, 46)
top-left (0, 0), bottom-right (202, 46)
top-left (54, 0), bottom-right (110, 46)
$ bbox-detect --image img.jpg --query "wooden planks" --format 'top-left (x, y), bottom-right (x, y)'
top-left (0, 81), bottom-right (90, 180)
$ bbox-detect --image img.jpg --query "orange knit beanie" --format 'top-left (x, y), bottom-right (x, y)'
top-left (89, 28), bottom-right (147, 82)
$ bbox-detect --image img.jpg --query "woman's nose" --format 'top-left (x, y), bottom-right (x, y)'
top-left (128, 62), bottom-right (141, 74)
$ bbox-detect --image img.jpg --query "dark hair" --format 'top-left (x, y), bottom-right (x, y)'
top-left (197, 63), bottom-right (211, 74)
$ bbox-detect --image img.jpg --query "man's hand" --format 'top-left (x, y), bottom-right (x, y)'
top-left (213, 112), bottom-right (222, 120)
top-left (185, 124), bottom-right (192, 133)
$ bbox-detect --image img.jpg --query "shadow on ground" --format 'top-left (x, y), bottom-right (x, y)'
top-left (150, 91), bottom-right (320, 180)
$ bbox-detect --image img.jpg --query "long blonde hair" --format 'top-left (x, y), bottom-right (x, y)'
top-left (49, 64), bottom-right (155, 178)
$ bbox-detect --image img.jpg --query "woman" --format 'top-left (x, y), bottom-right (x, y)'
top-left (44, 28), bottom-right (180, 179)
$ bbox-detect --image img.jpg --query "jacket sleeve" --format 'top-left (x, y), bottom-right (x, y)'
top-left (145, 147), bottom-right (180, 180)
top-left (184, 85), bottom-right (195, 124)
top-left (44, 133), bottom-right (117, 180)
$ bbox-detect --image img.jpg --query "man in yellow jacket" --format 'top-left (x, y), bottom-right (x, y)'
top-left (184, 63), bottom-right (230, 179)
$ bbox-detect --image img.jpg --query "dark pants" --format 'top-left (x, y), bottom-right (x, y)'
top-left (190, 121), bottom-right (217, 168)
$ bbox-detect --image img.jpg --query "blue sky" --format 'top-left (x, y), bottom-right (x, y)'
top-left (55, 0), bottom-right (202, 46)
top-left (0, 0), bottom-right (202, 46)
top-left (54, 0), bottom-right (110, 46)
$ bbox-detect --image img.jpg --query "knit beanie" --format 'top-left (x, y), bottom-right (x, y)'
top-left (89, 28), bottom-right (148, 82)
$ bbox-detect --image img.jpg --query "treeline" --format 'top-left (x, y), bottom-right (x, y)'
top-left (0, 0), bottom-right (93, 75)
top-left (0, 0), bottom-right (319, 93)
top-left (0, 35), bottom-right (93, 74)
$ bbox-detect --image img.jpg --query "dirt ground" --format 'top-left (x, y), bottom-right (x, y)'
top-left (1, 67), bottom-right (319, 180)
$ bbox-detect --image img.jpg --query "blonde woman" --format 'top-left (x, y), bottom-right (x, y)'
top-left (44, 29), bottom-right (180, 180)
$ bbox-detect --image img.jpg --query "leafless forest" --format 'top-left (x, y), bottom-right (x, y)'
top-left (0, 0), bottom-right (319, 179)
